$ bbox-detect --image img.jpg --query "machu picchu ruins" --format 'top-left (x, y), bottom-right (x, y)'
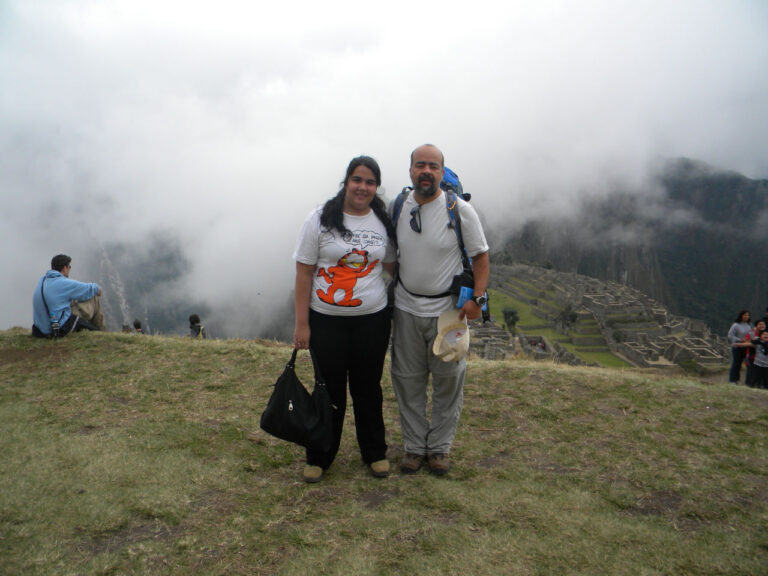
top-left (471, 263), bottom-right (729, 372)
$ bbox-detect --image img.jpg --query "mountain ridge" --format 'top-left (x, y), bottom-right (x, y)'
top-left (493, 157), bottom-right (768, 335)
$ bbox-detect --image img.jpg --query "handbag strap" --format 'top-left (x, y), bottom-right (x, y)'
top-left (289, 347), bottom-right (327, 388)
top-left (40, 276), bottom-right (51, 319)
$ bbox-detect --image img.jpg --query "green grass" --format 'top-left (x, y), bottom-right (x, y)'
top-left (489, 289), bottom-right (632, 368)
top-left (489, 287), bottom-right (541, 326)
top-left (1, 328), bottom-right (767, 575)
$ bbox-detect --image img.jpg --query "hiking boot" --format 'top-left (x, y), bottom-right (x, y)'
top-left (302, 465), bottom-right (323, 483)
top-left (369, 459), bottom-right (390, 478)
top-left (427, 453), bottom-right (451, 476)
top-left (400, 453), bottom-right (424, 474)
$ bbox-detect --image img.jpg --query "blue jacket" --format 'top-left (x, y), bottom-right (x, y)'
top-left (32, 271), bottom-right (100, 335)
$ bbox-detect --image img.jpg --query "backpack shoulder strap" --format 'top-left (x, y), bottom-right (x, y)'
top-left (445, 190), bottom-right (471, 271)
top-left (393, 187), bottom-right (471, 270)
top-left (391, 187), bottom-right (411, 229)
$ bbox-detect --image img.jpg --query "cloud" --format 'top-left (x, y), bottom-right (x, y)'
top-left (2, 0), bottom-right (767, 333)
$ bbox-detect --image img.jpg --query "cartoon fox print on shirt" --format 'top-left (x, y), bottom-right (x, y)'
top-left (316, 248), bottom-right (379, 307)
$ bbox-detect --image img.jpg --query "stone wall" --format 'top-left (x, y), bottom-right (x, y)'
top-left (491, 263), bottom-right (729, 371)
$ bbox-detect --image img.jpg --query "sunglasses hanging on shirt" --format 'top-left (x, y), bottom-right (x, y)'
top-left (409, 206), bottom-right (421, 233)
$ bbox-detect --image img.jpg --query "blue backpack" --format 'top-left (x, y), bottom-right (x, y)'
top-left (441, 167), bottom-right (470, 202)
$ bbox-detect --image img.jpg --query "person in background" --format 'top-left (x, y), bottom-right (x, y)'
top-left (133, 319), bottom-right (146, 334)
top-left (744, 319), bottom-right (766, 387)
top-left (189, 314), bottom-right (206, 339)
top-left (293, 155), bottom-right (396, 483)
top-left (748, 329), bottom-right (768, 389)
top-left (32, 254), bottom-right (104, 338)
top-left (727, 310), bottom-right (752, 384)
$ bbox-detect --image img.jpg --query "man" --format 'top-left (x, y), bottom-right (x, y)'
top-left (390, 144), bottom-right (490, 476)
top-left (32, 254), bottom-right (104, 337)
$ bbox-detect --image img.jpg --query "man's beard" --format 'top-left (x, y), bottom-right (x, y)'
top-left (414, 175), bottom-right (438, 198)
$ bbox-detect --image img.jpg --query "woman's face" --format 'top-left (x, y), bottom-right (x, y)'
top-left (742, 312), bottom-right (751, 323)
top-left (343, 165), bottom-right (378, 215)
top-left (756, 321), bottom-right (766, 332)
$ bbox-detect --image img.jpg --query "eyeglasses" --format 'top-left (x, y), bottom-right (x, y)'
top-left (409, 206), bottom-right (421, 233)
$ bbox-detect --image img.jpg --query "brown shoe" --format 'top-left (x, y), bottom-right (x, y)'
top-left (400, 453), bottom-right (425, 474)
top-left (369, 459), bottom-right (390, 478)
top-left (302, 465), bottom-right (323, 483)
top-left (427, 453), bottom-right (451, 476)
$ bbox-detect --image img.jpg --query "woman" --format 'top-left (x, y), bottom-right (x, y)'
top-left (293, 156), bottom-right (396, 483)
top-left (727, 310), bottom-right (752, 384)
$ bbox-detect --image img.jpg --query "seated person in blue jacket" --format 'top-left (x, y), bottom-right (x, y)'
top-left (32, 254), bottom-right (104, 337)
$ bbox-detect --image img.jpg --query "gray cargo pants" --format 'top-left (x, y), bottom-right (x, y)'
top-left (390, 308), bottom-right (466, 456)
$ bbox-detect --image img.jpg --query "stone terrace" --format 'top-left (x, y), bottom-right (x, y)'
top-left (489, 263), bottom-right (729, 371)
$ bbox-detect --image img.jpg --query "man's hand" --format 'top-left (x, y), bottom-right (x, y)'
top-left (458, 299), bottom-right (482, 322)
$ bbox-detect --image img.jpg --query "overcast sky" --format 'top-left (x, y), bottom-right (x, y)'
top-left (2, 0), bottom-right (767, 332)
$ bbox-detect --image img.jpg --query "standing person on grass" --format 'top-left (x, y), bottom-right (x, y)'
top-left (389, 144), bottom-right (489, 476)
top-left (727, 310), bottom-right (752, 384)
top-left (293, 155), bottom-right (396, 483)
top-left (747, 329), bottom-right (768, 389)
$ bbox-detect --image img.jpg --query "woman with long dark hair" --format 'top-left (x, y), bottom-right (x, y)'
top-left (293, 155), bottom-right (396, 482)
top-left (727, 309), bottom-right (752, 384)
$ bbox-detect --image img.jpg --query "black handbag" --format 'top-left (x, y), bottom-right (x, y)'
top-left (260, 348), bottom-right (335, 452)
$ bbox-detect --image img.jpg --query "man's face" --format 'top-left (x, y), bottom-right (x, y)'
top-left (409, 146), bottom-right (444, 200)
top-left (62, 263), bottom-right (71, 278)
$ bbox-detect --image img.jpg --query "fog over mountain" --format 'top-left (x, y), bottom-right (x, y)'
top-left (2, 1), bottom-right (767, 337)
top-left (496, 158), bottom-right (768, 335)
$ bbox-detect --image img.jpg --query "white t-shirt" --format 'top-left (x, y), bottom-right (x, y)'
top-left (293, 207), bottom-right (396, 316)
top-left (393, 190), bottom-right (488, 317)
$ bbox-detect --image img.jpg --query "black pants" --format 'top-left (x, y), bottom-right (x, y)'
top-left (31, 313), bottom-right (99, 338)
top-left (752, 365), bottom-right (768, 389)
top-left (729, 347), bottom-right (747, 383)
top-left (746, 362), bottom-right (757, 387)
top-left (306, 308), bottom-right (391, 469)
top-left (68, 314), bottom-right (99, 333)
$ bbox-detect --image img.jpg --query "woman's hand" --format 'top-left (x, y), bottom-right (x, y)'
top-left (294, 323), bottom-right (310, 350)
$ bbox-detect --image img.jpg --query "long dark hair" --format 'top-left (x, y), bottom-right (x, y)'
top-left (734, 310), bottom-right (751, 323)
top-left (319, 156), bottom-right (396, 240)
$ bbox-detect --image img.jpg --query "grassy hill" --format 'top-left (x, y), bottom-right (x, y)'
top-left (1, 329), bottom-right (767, 575)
